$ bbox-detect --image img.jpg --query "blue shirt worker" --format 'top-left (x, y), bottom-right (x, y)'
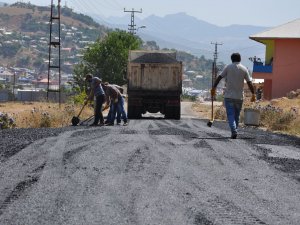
top-left (85, 74), bottom-right (106, 126)
top-left (211, 53), bottom-right (256, 139)
top-left (102, 83), bottom-right (127, 126)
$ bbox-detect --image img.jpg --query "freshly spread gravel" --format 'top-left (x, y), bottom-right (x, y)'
top-left (0, 127), bottom-right (83, 162)
top-left (1, 120), bottom-right (300, 177)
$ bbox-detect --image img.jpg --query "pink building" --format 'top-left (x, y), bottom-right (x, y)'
top-left (250, 19), bottom-right (300, 100)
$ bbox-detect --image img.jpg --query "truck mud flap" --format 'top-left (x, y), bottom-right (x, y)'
top-left (127, 98), bottom-right (142, 119)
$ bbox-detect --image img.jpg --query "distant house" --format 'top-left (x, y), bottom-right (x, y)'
top-left (182, 78), bottom-right (193, 87)
top-left (32, 78), bottom-right (59, 89)
top-left (0, 70), bottom-right (14, 83)
top-left (249, 18), bottom-right (300, 100)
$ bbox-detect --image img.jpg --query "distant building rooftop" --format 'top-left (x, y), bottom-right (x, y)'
top-left (250, 18), bottom-right (300, 41)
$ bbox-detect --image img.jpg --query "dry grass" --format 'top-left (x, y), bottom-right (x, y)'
top-left (192, 97), bottom-right (300, 137)
top-left (192, 101), bottom-right (224, 120)
top-left (1, 98), bottom-right (299, 137)
top-left (0, 102), bottom-right (94, 128)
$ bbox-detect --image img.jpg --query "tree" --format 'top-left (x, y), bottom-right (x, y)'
top-left (0, 43), bottom-right (21, 58)
top-left (16, 56), bottom-right (30, 67)
top-left (72, 62), bottom-right (89, 92)
top-left (33, 57), bottom-right (44, 68)
top-left (76, 30), bottom-right (142, 87)
top-left (144, 41), bottom-right (159, 50)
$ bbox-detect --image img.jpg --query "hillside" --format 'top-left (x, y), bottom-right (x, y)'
top-left (0, 2), bottom-right (217, 88)
top-left (0, 2), bottom-right (111, 73)
top-left (0, 3), bottom-right (104, 29)
top-left (103, 12), bottom-right (268, 67)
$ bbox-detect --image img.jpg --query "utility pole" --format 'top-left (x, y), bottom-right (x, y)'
top-left (47, 0), bottom-right (61, 106)
top-left (211, 42), bottom-right (223, 86)
top-left (13, 72), bottom-right (16, 101)
top-left (124, 8), bottom-right (142, 34)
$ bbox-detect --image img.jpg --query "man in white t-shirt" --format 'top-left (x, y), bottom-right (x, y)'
top-left (211, 53), bottom-right (256, 139)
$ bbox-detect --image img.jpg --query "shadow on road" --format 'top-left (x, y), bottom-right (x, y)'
top-left (191, 136), bottom-right (256, 140)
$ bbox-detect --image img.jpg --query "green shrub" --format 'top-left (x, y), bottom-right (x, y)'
top-left (181, 94), bottom-right (196, 101)
top-left (70, 90), bottom-right (87, 105)
top-left (0, 112), bottom-right (16, 129)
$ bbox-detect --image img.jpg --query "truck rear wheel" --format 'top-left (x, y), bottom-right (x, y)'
top-left (128, 105), bottom-right (142, 119)
top-left (174, 106), bottom-right (181, 120)
top-left (128, 106), bottom-right (134, 119)
top-left (165, 106), bottom-right (180, 120)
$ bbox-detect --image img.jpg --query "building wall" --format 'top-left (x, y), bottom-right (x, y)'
top-left (262, 40), bottom-right (275, 64)
top-left (263, 79), bottom-right (272, 100)
top-left (273, 39), bottom-right (300, 98)
top-left (17, 90), bottom-right (67, 102)
top-left (0, 90), bottom-right (9, 102)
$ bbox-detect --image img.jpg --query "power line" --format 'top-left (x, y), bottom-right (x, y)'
top-left (124, 8), bottom-right (142, 34)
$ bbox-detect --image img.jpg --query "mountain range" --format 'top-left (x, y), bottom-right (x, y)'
top-left (92, 12), bottom-right (269, 68)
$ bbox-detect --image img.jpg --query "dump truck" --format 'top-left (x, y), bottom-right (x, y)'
top-left (127, 50), bottom-right (182, 119)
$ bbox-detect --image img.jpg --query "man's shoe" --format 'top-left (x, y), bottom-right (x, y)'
top-left (231, 133), bottom-right (237, 139)
top-left (89, 123), bottom-right (98, 126)
top-left (105, 123), bottom-right (114, 126)
top-left (116, 122), bottom-right (121, 125)
top-left (99, 123), bottom-right (104, 126)
top-left (123, 122), bottom-right (128, 126)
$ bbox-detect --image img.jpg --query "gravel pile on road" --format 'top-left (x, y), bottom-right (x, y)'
top-left (206, 119), bottom-right (300, 180)
top-left (198, 118), bottom-right (300, 146)
top-left (1, 120), bottom-right (300, 180)
top-left (0, 127), bottom-right (83, 162)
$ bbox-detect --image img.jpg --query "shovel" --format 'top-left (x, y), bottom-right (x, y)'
top-left (71, 102), bottom-right (87, 126)
top-left (207, 61), bottom-right (216, 127)
top-left (207, 92), bottom-right (214, 127)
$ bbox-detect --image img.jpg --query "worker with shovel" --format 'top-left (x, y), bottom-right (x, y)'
top-left (102, 83), bottom-right (127, 126)
top-left (211, 53), bottom-right (256, 139)
top-left (85, 74), bottom-right (106, 126)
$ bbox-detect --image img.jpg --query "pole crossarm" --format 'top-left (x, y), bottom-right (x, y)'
top-left (124, 8), bottom-right (142, 34)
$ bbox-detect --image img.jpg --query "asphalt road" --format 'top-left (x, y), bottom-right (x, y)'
top-left (0, 102), bottom-right (300, 225)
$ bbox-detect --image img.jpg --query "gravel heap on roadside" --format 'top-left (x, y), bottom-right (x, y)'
top-left (0, 127), bottom-right (84, 162)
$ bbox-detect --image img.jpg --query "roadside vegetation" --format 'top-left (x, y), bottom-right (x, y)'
top-left (0, 101), bottom-right (94, 128)
top-left (0, 95), bottom-right (299, 138)
top-left (192, 95), bottom-right (300, 137)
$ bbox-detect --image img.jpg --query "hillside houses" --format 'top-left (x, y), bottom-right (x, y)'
top-left (0, 69), bottom-right (14, 83)
top-left (0, 3), bottom-right (102, 74)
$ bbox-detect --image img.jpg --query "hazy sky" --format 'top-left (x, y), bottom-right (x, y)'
top-left (4, 0), bottom-right (300, 27)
